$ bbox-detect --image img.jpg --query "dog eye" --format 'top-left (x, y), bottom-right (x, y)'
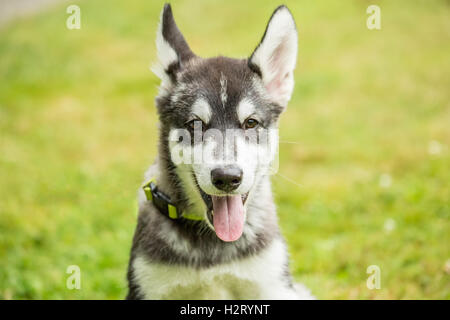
top-left (243, 118), bottom-right (259, 129)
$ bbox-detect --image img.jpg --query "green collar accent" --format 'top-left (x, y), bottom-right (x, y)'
top-left (142, 178), bottom-right (204, 221)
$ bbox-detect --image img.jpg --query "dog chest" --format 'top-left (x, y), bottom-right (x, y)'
top-left (131, 239), bottom-right (290, 299)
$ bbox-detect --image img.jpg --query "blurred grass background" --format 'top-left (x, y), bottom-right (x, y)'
top-left (0, 0), bottom-right (449, 299)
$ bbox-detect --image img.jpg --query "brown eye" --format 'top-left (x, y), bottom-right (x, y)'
top-left (244, 118), bottom-right (259, 129)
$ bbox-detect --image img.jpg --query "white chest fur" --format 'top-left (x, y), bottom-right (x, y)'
top-left (132, 239), bottom-right (305, 299)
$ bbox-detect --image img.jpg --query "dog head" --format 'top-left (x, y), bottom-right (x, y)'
top-left (153, 4), bottom-right (297, 242)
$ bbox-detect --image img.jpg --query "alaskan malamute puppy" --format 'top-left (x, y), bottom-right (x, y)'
top-left (126, 3), bottom-right (313, 300)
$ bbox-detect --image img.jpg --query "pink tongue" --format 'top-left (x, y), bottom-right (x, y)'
top-left (212, 195), bottom-right (244, 242)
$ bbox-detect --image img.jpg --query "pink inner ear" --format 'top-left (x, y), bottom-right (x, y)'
top-left (266, 73), bottom-right (292, 105)
top-left (266, 74), bottom-right (283, 95)
top-left (264, 39), bottom-right (293, 105)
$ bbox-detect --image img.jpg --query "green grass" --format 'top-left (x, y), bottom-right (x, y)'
top-left (0, 0), bottom-right (449, 299)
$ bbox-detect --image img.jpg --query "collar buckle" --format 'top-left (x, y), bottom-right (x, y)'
top-left (142, 178), bottom-right (181, 219)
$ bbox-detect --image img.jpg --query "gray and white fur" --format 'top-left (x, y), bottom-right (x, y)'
top-left (126, 3), bottom-right (314, 300)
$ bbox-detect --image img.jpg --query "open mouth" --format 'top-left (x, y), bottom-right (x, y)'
top-left (193, 175), bottom-right (249, 242)
top-left (204, 192), bottom-right (248, 242)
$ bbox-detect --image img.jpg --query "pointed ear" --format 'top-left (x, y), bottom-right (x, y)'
top-left (153, 4), bottom-right (195, 91)
top-left (248, 6), bottom-right (298, 107)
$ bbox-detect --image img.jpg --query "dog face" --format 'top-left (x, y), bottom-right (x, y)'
top-left (153, 4), bottom-right (297, 242)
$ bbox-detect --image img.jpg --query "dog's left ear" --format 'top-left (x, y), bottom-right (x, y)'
top-left (248, 6), bottom-right (298, 107)
top-left (153, 4), bottom-right (195, 92)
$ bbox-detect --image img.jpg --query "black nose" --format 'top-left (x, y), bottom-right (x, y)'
top-left (211, 166), bottom-right (243, 192)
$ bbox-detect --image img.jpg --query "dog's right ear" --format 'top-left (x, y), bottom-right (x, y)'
top-left (153, 4), bottom-right (195, 92)
top-left (248, 6), bottom-right (298, 107)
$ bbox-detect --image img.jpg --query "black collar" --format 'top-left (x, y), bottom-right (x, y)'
top-left (142, 178), bottom-right (203, 221)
